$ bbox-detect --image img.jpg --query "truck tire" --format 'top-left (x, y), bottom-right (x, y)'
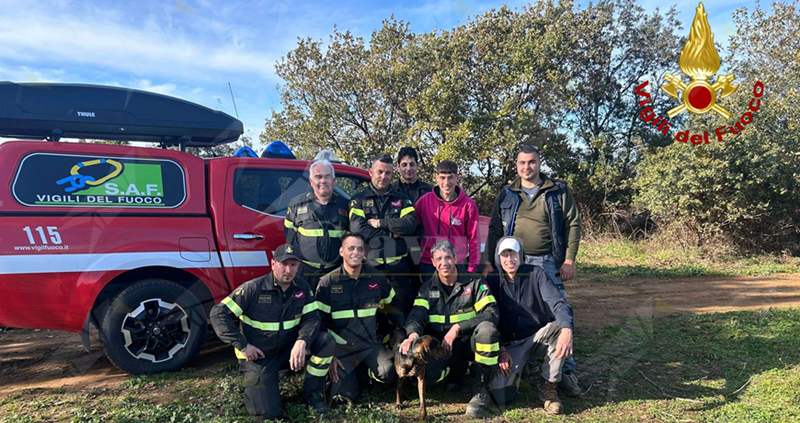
top-left (100, 279), bottom-right (207, 374)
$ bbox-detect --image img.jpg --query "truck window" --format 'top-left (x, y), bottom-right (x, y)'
top-left (233, 169), bottom-right (307, 217)
top-left (233, 169), bottom-right (369, 217)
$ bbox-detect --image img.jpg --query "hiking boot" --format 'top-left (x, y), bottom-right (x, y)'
top-left (538, 380), bottom-right (563, 415)
top-left (465, 386), bottom-right (499, 418)
top-left (559, 372), bottom-right (583, 397)
top-left (305, 392), bottom-right (329, 414)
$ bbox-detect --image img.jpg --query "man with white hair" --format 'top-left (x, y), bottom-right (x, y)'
top-left (285, 153), bottom-right (350, 292)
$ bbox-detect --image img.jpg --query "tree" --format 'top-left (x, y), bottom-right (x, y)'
top-left (634, 1), bottom-right (800, 250)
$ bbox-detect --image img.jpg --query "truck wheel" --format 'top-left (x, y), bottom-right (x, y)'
top-left (100, 279), bottom-right (207, 374)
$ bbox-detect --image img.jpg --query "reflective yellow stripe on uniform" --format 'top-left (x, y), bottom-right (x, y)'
top-left (350, 208), bottom-right (366, 218)
top-left (309, 355), bottom-right (333, 365)
top-left (297, 227), bottom-right (324, 237)
top-left (414, 298), bottom-right (430, 309)
top-left (449, 310), bottom-right (477, 323)
top-left (429, 315), bottom-right (446, 323)
top-left (379, 288), bottom-right (396, 306)
top-left (331, 310), bottom-right (355, 319)
top-left (368, 368), bottom-right (385, 383)
top-left (474, 295), bottom-right (496, 312)
top-left (302, 301), bottom-right (319, 314)
top-left (374, 253), bottom-right (406, 265)
top-left (284, 219), bottom-right (295, 229)
top-left (399, 206), bottom-right (415, 218)
top-left (328, 329), bottom-right (347, 345)
top-left (221, 297), bottom-right (244, 317)
top-left (317, 302), bottom-right (332, 313)
top-left (475, 342), bottom-right (500, 352)
top-left (357, 308), bottom-right (378, 317)
top-left (436, 367), bottom-right (450, 383)
top-left (307, 365), bottom-right (329, 377)
top-left (474, 353), bottom-right (498, 365)
top-left (235, 348), bottom-right (246, 359)
top-left (240, 316), bottom-right (281, 331)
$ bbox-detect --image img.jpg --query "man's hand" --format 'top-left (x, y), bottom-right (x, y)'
top-left (560, 260), bottom-right (576, 281)
top-left (330, 357), bottom-right (345, 383)
top-left (498, 347), bottom-right (513, 377)
top-left (442, 324), bottom-right (460, 351)
top-left (554, 328), bottom-right (573, 360)
top-left (290, 339), bottom-right (307, 371)
top-left (368, 218), bottom-right (381, 229)
top-left (400, 333), bottom-right (419, 355)
top-left (481, 262), bottom-right (493, 278)
top-left (242, 344), bottom-right (265, 362)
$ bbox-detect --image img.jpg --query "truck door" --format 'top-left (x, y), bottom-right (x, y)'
top-left (220, 164), bottom-right (310, 287)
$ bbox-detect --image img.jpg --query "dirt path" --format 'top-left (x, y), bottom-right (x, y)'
top-left (1, 273), bottom-right (799, 396)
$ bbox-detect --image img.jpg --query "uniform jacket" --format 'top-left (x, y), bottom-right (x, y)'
top-left (315, 265), bottom-right (406, 345)
top-left (405, 273), bottom-right (499, 339)
top-left (349, 184), bottom-right (417, 266)
top-left (284, 191), bottom-right (350, 267)
top-left (210, 273), bottom-right (320, 364)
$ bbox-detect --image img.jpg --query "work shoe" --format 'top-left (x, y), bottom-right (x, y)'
top-left (559, 372), bottom-right (583, 397)
top-left (538, 380), bottom-right (563, 415)
top-left (465, 386), bottom-right (500, 418)
top-left (306, 392), bottom-right (329, 414)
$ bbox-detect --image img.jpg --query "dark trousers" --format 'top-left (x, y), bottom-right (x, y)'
top-left (424, 321), bottom-right (501, 383)
top-left (238, 332), bottom-right (334, 421)
top-left (374, 259), bottom-right (413, 342)
top-left (331, 341), bottom-right (396, 401)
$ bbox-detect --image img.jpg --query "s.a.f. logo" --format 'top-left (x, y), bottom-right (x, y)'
top-left (661, 2), bottom-right (738, 118)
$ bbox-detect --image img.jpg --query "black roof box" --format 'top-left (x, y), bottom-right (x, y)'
top-left (0, 82), bottom-right (244, 146)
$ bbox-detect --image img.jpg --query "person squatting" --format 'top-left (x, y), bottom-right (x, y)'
top-left (210, 145), bottom-right (581, 421)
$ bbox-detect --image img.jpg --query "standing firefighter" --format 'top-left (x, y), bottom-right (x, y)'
top-left (285, 155), bottom-right (350, 292)
top-left (210, 244), bottom-right (333, 421)
top-left (349, 153), bottom-right (417, 317)
top-left (400, 240), bottom-right (502, 418)
top-left (315, 232), bottom-right (407, 403)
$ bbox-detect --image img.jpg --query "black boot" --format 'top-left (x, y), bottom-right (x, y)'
top-left (465, 365), bottom-right (500, 418)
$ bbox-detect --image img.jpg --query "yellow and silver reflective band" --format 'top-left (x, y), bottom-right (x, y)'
top-left (379, 287), bottom-right (396, 305)
top-left (331, 310), bottom-right (355, 319)
top-left (317, 302), bottom-right (332, 313)
top-left (221, 297), bottom-right (244, 317)
top-left (309, 355), bottom-right (333, 365)
top-left (409, 246), bottom-right (421, 252)
top-left (475, 342), bottom-right (500, 353)
top-left (284, 219), bottom-right (295, 229)
top-left (234, 348), bottom-right (246, 359)
top-left (302, 301), bottom-right (319, 314)
top-left (414, 298), bottom-right (430, 310)
top-left (383, 333), bottom-right (391, 345)
top-left (399, 206), bottom-right (415, 217)
top-left (350, 208), bottom-right (366, 218)
top-left (374, 253), bottom-right (406, 265)
top-left (357, 308), bottom-right (378, 317)
top-left (303, 260), bottom-right (322, 268)
top-left (436, 367), bottom-right (451, 383)
top-left (429, 314), bottom-right (446, 323)
top-left (474, 295), bottom-right (497, 312)
top-left (240, 315), bottom-right (300, 331)
top-left (449, 310), bottom-right (477, 323)
top-left (328, 329), bottom-right (347, 345)
top-left (368, 368), bottom-right (385, 383)
top-left (307, 364), bottom-right (329, 377)
top-left (474, 353), bottom-right (499, 366)
top-left (296, 227), bottom-right (348, 238)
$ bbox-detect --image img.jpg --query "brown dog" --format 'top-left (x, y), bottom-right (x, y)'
top-left (393, 334), bottom-right (452, 421)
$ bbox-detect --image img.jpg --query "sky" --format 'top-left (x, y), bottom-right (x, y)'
top-left (0, 0), bottom-right (752, 148)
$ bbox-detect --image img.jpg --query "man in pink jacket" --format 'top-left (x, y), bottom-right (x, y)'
top-left (416, 161), bottom-right (481, 278)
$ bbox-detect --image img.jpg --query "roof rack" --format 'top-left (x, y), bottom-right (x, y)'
top-left (0, 82), bottom-right (244, 150)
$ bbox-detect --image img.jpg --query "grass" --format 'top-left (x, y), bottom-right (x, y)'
top-left (577, 238), bottom-right (800, 279)
top-left (3, 308), bottom-right (800, 422)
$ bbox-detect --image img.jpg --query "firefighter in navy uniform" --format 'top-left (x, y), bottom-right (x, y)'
top-left (349, 153), bottom-right (417, 319)
top-left (285, 157), bottom-right (350, 292)
top-left (210, 244), bottom-right (334, 421)
top-left (400, 239), bottom-right (502, 418)
top-left (315, 232), bottom-right (406, 403)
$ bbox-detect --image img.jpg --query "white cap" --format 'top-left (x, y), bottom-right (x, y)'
top-left (497, 238), bottom-right (521, 254)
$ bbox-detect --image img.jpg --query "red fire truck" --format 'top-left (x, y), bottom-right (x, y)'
top-left (0, 82), bottom-right (488, 374)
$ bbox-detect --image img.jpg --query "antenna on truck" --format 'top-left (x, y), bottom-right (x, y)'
top-left (228, 82), bottom-right (239, 119)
